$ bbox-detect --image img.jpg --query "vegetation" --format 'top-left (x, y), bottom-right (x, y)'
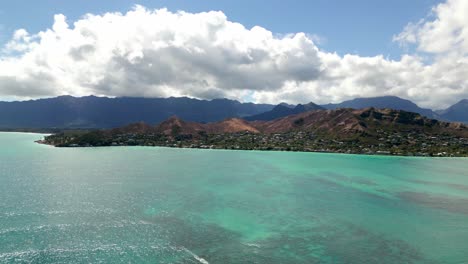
top-left (39, 108), bottom-right (468, 157)
top-left (41, 129), bottom-right (468, 157)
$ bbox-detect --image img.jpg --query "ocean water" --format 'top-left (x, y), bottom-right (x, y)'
top-left (1, 132), bottom-right (468, 263)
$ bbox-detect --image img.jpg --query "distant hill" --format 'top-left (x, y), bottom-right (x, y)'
top-left (253, 108), bottom-right (466, 136)
top-left (245, 102), bottom-right (324, 121)
top-left (0, 96), bottom-right (274, 128)
top-left (49, 107), bottom-right (468, 139)
top-left (278, 102), bottom-right (295, 108)
top-left (57, 107), bottom-right (468, 139)
top-left (43, 108), bottom-right (468, 156)
top-left (322, 96), bottom-right (437, 118)
top-left (437, 99), bottom-right (468, 123)
top-left (153, 116), bottom-right (260, 135)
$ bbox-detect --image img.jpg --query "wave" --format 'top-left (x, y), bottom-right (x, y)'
top-left (181, 247), bottom-right (210, 264)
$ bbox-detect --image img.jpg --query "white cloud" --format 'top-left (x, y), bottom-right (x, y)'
top-left (394, 0), bottom-right (468, 56)
top-left (0, 2), bottom-right (467, 109)
top-left (0, 7), bottom-right (323, 101)
top-left (255, 0), bottom-right (468, 108)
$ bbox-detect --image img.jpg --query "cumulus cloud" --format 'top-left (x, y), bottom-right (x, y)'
top-left (394, 0), bottom-right (468, 55)
top-left (0, 2), bottom-right (467, 109)
top-left (256, 0), bottom-right (468, 108)
top-left (0, 7), bottom-right (322, 101)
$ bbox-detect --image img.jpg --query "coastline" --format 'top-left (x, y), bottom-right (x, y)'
top-left (0, 131), bottom-right (51, 135)
top-left (34, 138), bottom-right (468, 158)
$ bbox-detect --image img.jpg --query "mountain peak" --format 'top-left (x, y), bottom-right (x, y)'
top-left (246, 101), bottom-right (324, 121)
top-left (324, 96), bottom-right (436, 118)
top-left (272, 104), bottom-right (292, 110)
top-left (163, 116), bottom-right (184, 126)
top-left (278, 102), bottom-right (292, 107)
top-left (439, 99), bottom-right (468, 123)
top-left (294, 102), bottom-right (323, 111)
top-left (210, 118), bottom-right (259, 133)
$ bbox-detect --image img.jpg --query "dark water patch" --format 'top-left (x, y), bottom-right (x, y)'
top-left (143, 215), bottom-right (299, 263)
top-left (257, 222), bottom-right (432, 264)
top-left (354, 178), bottom-right (378, 186)
top-left (321, 223), bottom-right (432, 264)
top-left (382, 158), bottom-right (468, 181)
top-left (149, 215), bottom-right (240, 250)
top-left (410, 179), bottom-right (468, 192)
top-left (399, 192), bottom-right (468, 215)
top-left (304, 176), bottom-right (390, 202)
top-left (321, 171), bottom-right (349, 182)
top-left (321, 171), bottom-right (377, 186)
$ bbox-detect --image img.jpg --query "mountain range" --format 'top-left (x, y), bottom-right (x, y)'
top-left (247, 96), bottom-right (468, 123)
top-left (0, 95), bottom-right (466, 128)
top-left (0, 96), bottom-right (274, 128)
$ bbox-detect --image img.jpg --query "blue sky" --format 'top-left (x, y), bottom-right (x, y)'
top-left (0, 0), bottom-right (441, 58)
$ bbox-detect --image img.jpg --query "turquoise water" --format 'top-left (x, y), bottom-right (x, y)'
top-left (1, 133), bottom-right (468, 263)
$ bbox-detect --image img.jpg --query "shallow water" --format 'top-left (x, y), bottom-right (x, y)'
top-left (1, 132), bottom-right (468, 263)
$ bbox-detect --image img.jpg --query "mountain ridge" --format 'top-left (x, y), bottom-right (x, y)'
top-left (321, 96), bottom-right (438, 119)
top-left (1, 95), bottom-right (467, 128)
top-left (245, 102), bottom-right (324, 121)
top-left (437, 99), bottom-right (468, 123)
top-left (0, 96), bottom-right (274, 128)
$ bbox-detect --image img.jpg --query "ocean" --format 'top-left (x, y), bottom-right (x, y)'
top-left (1, 132), bottom-right (468, 263)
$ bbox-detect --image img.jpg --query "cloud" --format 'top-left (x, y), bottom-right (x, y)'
top-left (0, 2), bottom-right (467, 109)
top-left (394, 0), bottom-right (468, 56)
top-left (255, 0), bottom-right (468, 109)
top-left (0, 7), bottom-right (323, 101)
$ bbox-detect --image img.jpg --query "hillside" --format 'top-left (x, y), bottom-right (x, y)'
top-left (254, 107), bottom-right (467, 137)
top-left (438, 99), bottom-right (468, 123)
top-left (41, 108), bottom-right (468, 156)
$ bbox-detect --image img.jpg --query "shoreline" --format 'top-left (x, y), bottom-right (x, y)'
top-left (0, 131), bottom-right (51, 135)
top-left (34, 139), bottom-right (468, 158)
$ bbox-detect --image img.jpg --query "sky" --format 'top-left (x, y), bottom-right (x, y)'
top-left (0, 0), bottom-right (466, 109)
top-left (0, 0), bottom-right (441, 58)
